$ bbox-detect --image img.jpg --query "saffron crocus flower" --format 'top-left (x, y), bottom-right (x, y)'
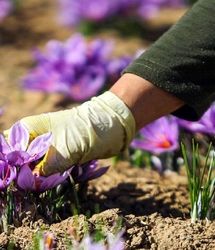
top-left (131, 116), bottom-right (179, 154)
top-left (0, 122), bottom-right (52, 167)
top-left (23, 34), bottom-right (131, 101)
top-left (0, 153), bottom-right (16, 190)
top-left (42, 232), bottom-right (55, 250)
top-left (71, 161), bottom-right (109, 183)
top-left (16, 164), bottom-right (70, 192)
top-left (0, 0), bottom-right (12, 21)
top-left (177, 104), bottom-right (215, 135)
top-left (72, 232), bottom-right (124, 250)
top-left (58, 0), bottom-right (185, 27)
top-left (58, 0), bottom-right (123, 26)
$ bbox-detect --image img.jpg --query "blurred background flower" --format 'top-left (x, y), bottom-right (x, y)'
top-left (131, 116), bottom-right (179, 155)
top-left (23, 34), bottom-right (132, 102)
top-left (177, 103), bottom-right (215, 135)
top-left (58, 0), bottom-right (186, 27)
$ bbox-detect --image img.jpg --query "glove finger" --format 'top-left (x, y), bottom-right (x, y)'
top-left (33, 145), bottom-right (73, 176)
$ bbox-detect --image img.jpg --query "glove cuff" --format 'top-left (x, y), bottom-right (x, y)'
top-left (92, 91), bottom-right (136, 148)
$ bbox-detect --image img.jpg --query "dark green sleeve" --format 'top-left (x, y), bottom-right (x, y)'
top-left (124, 0), bottom-right (215, 121)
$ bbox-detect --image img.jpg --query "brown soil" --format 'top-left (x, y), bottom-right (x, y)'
top-left (1, 163), bottom-right (215, 249)
top-left (1, 1), bottom-right (214, 250)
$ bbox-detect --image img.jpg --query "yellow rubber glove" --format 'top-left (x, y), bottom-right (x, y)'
top-left (19, 91), bottom-right (136, 176)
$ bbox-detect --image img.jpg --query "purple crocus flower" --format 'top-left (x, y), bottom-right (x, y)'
top-left (131, 116), bottom-right (179, 154)
top-left (17, 164), bottom-right (70, 192)
top-left (23, 34), bottom-right (131, 102)
top-left (0, 122), bottom-right (60, 192)
top-left (58, 0), bottom-right (185, 27)
top-left (78, 0), bottom-right (118, 22)
top-left (177, 104), bottom-right (215, 135)
top-left (40, 232), bottom-right (55, 250)
top-left (71, 161), bottom-right (109, 183)
top-left (58, 0), bottom-right (122, 26)
top-left (73, 232), bottom-right (124, 250)
top-left (0, 0), bottom-right (12, 21)
top-left (0, 122), bottom-right (52, 167)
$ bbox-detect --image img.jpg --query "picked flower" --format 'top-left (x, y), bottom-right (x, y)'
top-left (131, 116), bottom-right (179, 154)
top-left (0, 122), bottom-right (109, 192)
top-left (0, 122), bottom-right (52, 167)
top-left (23, 34), bottom-right (132, 102)
top-left (177, 104), bottom-right (215, 135)
top-left (0, 122), bottom-right (61, 192)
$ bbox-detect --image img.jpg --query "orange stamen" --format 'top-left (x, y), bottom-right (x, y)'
top-left (158, 139), bottom-right (172, 148)
top-left (45, 233), bottom-right (54, 249)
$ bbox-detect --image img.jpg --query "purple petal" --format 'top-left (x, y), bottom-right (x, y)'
top-left (73, 161), bottom-right (109, 182)
top-left (132, 139), bottom-right (178, 154)
top-left (132, 116), bottom-right (179, 154)
top-left (39, 171), bottom-right (70, 192)
top-left (109, 232), bottom-right (125, 250)
top-left (27, 133), bottom-right (52, 161)
top-left (69, 66), bottom-right (105, 101)
top-left (9, 122), bottom-right (29, 151)
top-left (0, 166), bottom-right (16, 190)
top-left (8, 166), bottom-right (17, 182)
top-left (0, 134), bottom-right (11, 154)
top-left (85, 166), bottom-right (109, 181)
top-left (7, 151), bottom-right (30, 166)
top-left (17, 164), bottom-right (35, 191)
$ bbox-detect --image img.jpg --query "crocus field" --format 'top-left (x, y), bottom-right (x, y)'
top-left (0, 0), bottom-right (215, 249)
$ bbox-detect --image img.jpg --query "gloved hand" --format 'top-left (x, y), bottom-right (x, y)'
top-left (18, 91), bottom-right (136, 176)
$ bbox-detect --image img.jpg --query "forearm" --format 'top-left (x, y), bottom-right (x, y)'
top-left (124, 0), bottom-right (215, 121)
top-left (110, 73), bottom-right (184, 130)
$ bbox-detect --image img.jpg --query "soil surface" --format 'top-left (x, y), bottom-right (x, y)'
top-left (1, 163), bottom-right (215, 249)
top-left (1, 1), bottom-right (214, 250)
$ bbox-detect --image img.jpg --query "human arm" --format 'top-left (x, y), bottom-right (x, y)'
top-left (20, 0), bottom-right (215, 175)
top-left (124, 0), bottom-right (215, 121)
top-left (19, 74), bottom-right (183, 176)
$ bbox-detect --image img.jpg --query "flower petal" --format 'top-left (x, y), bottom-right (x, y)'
top-left (9, 122), bottom-right (29, 151)
top-left (72, 161), bottom-right (109, 183)
top-left (17, 164), bottom-right (35, 191)
top-left (27, 133), bottom-right (52, 161)
top-left (7, 166), bottom-right (17, 183)
top-left (0, 134), bottom-right (11, 154)
top-left (0, 166), bottom-right (16, 190)
top-left (7, 151), bottom-right (30, 166)
top-left (39, 171), bottom-right (70, 192)
top-left (85, 166), bottom-right (109, 181)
